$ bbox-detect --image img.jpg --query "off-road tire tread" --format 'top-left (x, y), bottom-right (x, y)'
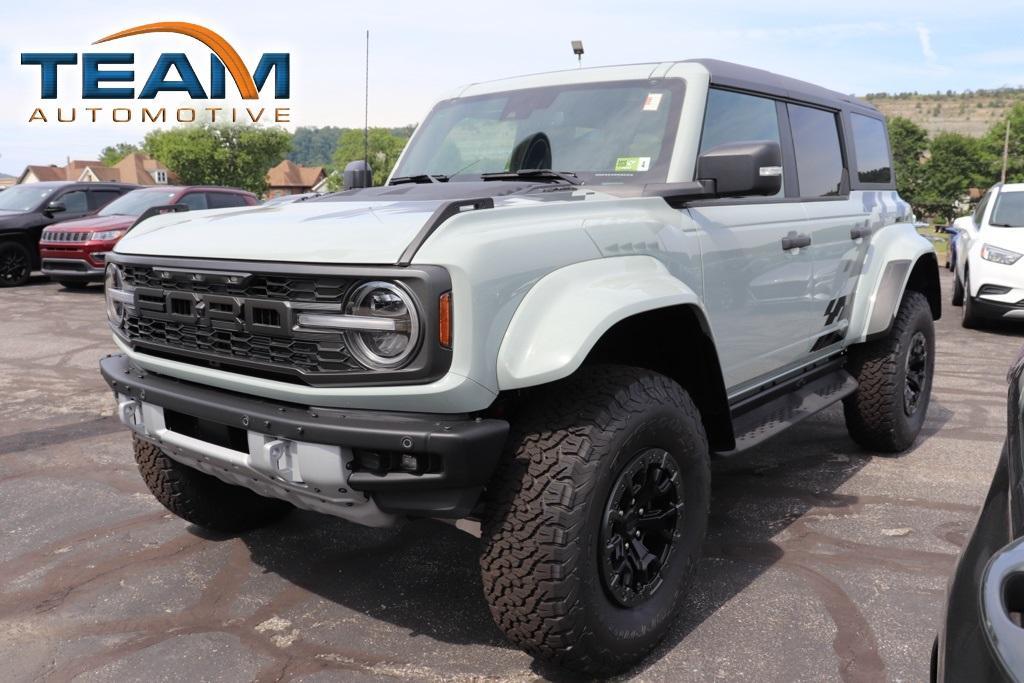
top-left (843, 290), bottom-right (932, 452)
top-left (133, 435), bottom-right (291, 532)
top-left (479, 365), bottom-right (708, 675)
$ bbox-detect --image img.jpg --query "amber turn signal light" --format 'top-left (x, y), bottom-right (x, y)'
top-left (439, 292), bottom-right (452, 348)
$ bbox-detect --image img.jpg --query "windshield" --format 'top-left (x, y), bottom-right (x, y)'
top-left (990, 191), bottom-right (1024, 227)
top-left (0, 185), bottom-right (56, 212)
top-left (392, 79), bottom-right (684, 185)
top-left (98, 189), bottom-right (177, 217)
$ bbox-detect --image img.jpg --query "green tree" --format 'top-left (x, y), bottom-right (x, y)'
top-left (288, 126), bottom-right (344, 167)
top-left (982, 102), bottom-right (1024, 183)
top-left (918, 132), bottom-right (989, 222)
top-left (99, 142), bottom-right (141, 166)
top-left (143, 124), bottom-right (292, 194)
top-left (331, 128), bottom-right (409, 187)
top-left (887, 117), bottom-right (929, 215)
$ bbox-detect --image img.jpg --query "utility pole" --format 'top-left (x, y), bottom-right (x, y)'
top-left (1002, 116), bottom-right (1011, 183)
top-left (364, 30), bottom-right (370, 166)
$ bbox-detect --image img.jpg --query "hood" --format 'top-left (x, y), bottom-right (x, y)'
top-left (49, 214), bottom-right (135, 231)
top-left (981, 225), bottom-right (1024, 254)
top-left (117, 182), bottom-right (582, 265)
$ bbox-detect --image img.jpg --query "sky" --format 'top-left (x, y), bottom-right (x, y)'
top-left (3, 0), bottom-right (1024, 175)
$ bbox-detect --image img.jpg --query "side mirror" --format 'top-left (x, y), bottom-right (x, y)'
top-left (697, 140), bottom-right (783, 197)
top-left (45, 200), bottom-right (66, 215)
top-left (343, 160), bottom-right (373, 189)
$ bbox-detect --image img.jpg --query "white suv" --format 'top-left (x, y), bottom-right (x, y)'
top-left (953, 183), bottom-right (1024, 327)
top-left (100, 59), bottom-right (940, 674)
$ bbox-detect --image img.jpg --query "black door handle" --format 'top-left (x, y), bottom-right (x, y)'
top-left (851, 226), bottom-right (873, 240)
top-left (781, 232), bottom-right (811, 251)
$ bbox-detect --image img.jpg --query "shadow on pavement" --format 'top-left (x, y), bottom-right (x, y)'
top-left (208, 405), bottom-right (929, 681)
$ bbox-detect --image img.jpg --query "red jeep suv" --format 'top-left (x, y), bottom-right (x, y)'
top-left (39, 185), bottom-right (258, 288)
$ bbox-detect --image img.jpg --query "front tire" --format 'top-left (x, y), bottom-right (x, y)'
top-left (961, 270), bottom-right (982, 329)
top-left (0, 240), bottom-right (31, 287)
top-left (58, 280), bottom-right (90, 290)
top-left (480, 366), bottom-right (710, 675)
top-left (843, 290), bottom-right (935, 452)
top-left (133, 436), bottom-right (292, 533)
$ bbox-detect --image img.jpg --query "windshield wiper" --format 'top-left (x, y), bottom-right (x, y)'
top-left (990, 222), bottom-right (1020, 227)
top-left (480, 169), bottom-right (581, 185)
top-left (389, 174), bottom-right (450, 185)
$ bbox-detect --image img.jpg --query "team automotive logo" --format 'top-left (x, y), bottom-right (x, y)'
top-left (20, 22), bottom-right (290, 124)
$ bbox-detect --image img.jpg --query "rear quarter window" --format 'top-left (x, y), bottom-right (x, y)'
top-left (207, 193), bottom-right (249, 209)
top-left (850, 114), bottom-right (892, 184)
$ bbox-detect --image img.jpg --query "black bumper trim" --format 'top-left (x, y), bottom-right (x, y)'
top-left (99, 354), bottom-right (508, 496)
top-left (968, 295), bottom-right (1024, 319)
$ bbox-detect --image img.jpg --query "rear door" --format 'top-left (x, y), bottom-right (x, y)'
top-left (801, 109), bottom-right (895, 353)
top-left (787, 103), bottom-right (862, 352)
top-left (88, 188), bottom-right (123, 212)
top-left (686, 88), bottom-right (820, 391)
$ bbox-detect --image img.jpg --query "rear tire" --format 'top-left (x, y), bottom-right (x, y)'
top-left (480, 365), bottom-right (710, 675)
top-left (0, 240), bottom-right (31, 287)
top-left (133, 435), bottom-right (292, 533)
top-left (843, 290), bottom-right (934, 453)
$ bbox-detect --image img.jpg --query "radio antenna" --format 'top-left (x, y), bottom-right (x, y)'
top-left (364, 30), bottom-right (370, 165)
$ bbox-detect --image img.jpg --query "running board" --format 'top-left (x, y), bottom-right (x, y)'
top-left (715, 370), bottom-right (858, 455)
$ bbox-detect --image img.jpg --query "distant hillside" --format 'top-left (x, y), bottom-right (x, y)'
top-left (865, 88), bottom-right (1024, 137)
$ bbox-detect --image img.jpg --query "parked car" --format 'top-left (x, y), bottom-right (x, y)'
top-left (0, 181), bottom-right (137, 287)
top-left (39, 186), bottom-right (258, 289)
top-left (100, 59), bottom-right (940, 674)
top-left (933, 346), bottom-right (1024, 681)
top-left (952, 183), bottom-right (1024, 327)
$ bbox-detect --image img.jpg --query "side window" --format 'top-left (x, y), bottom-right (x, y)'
top-left (89, 189), bottom-right (122, 210)
top-left (974, 190), bottom-right (992, 227)
top-left (206, 192), bottom-right (249, 209)
top-left (788, 104), bottom-right (845, 197)
top-left (699, 88), bottom-right (783, 195)
top-left (57, 190), bottom-right (88, 213)
top-left (177, 193), bottom-right (208, 210)
top-left (850, 114), bottom-right (892, 184)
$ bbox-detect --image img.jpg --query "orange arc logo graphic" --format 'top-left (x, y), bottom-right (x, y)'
top-left (94, 22), bottom-right (259, 99)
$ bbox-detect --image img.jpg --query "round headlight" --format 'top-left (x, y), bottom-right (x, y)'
top-left (104, 263), bottom-right (125, 324)
top-left (344, 281), bottom-right (420, 369)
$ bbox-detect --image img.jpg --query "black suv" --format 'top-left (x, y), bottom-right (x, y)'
top-left (0, 181), bottom-right (138, 287)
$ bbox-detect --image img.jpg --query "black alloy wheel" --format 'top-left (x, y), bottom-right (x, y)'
top-left (600, 448), bottom-right (685, 607)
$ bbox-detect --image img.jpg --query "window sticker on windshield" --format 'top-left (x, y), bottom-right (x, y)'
top-left (615, 157), bottom-right (651, 172)
top-left (643, 93), bottom-right (663, 111)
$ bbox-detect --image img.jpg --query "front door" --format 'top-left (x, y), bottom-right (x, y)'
top-left (687, 88), bottom-right (820, 391)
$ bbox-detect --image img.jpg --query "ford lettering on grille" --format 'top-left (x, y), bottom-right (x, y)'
top-left (133, 287), bottom-right (294, 337)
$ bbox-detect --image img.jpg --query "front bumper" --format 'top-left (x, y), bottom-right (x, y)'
top-left (40, 242), bottom-right (113, 279)
top-left (100, 354), bottom-right (508, 525)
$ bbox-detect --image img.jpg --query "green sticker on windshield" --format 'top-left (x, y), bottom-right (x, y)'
top-left (614, 156), bottom-right (651, 172)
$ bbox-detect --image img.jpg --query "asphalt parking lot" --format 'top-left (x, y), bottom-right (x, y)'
top-left (0, 268), bottom-right (1018, 682)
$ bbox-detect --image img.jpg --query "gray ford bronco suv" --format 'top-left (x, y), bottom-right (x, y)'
top-left (101, 59), bottom-right (940, 673)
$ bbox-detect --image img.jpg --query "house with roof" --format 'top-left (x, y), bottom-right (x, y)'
top-left (265, 160), bottom-right (326, 198)
top-left (17, 153), bottom-right (174, 186)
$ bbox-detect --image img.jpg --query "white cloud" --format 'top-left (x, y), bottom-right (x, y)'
top-left (917, 25), bottom-right (937, 61)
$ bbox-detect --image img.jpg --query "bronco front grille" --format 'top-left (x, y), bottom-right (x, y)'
top-left (110, 258), bottom-right (454, 388)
